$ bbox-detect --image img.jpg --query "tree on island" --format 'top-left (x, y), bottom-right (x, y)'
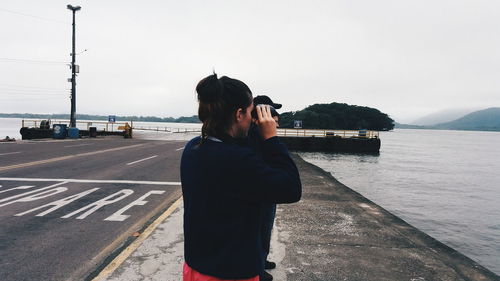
top-left (279, 102), bottom-right (394, 131)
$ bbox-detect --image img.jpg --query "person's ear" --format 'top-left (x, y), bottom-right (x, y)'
top-left (234, 108), bottom-right (244, 122)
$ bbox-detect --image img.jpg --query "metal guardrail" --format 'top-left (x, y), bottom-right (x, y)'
top-left (132, 126), bottom-right (201, 133)
top-left (21, 119), bottom-right (132, 132)
top-left (277, 128), bottom-right (379, 138)
top-left (133, 127), bottom-right (378, 138)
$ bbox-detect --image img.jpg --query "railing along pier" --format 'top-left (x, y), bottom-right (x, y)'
top-left (277, 129), bottom-right (379, 138)
top-left (22, 119), bottom-right (131, 132)
top-left (131, 126), bottom-right (201, 133)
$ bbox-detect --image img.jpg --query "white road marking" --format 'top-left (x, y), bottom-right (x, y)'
top-left (0, 177), bottom-right (180, 185)
top-left (126, 155), bottom-right (158, 165)
top-left (15, 188), bottom-right (100, 217)
top-left (0, 185), bottom-right (34, 194)
top-left (105, 190), bottom-right (165, 221)
top-left (91, 197), bottom-right (182, 281)
top-left (62, 189), bottom-right (134, 219)
top-left (64, 143), bottom-right (92, 148)
top-left (0, 185), bottom-right (68, 208)
top-left (1, 181), bottom-right (177, 222)
top-left (0, 182), bottom-right (67, 203)
top-left (0, 151), bottom-right (22, 156)
top-left (175, 147), bottom-right (184, 151)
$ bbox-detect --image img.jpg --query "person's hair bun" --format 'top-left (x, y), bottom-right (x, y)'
top-left (196, 73), bottom-right (223, 103)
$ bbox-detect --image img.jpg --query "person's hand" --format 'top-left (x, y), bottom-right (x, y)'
top-left (255, 105), bottom-right (277, 140)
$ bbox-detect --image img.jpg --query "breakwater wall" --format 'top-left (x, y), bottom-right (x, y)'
top-left (275, 154), bottom-right (499, 280)
top-left (280, 136), bottom-right (381, 153)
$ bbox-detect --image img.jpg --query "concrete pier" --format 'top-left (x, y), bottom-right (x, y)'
top-left (99, 154), bottom-right (498, 281)
top-left (280, 136), bottom-right (381, 153)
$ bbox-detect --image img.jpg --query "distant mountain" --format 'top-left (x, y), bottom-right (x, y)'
top-left (410, 108), bottom-right (478, 126)
top-left (433, 107), bottom-right (500, 131)
top-left (394, 122), bottom-right (429, 129)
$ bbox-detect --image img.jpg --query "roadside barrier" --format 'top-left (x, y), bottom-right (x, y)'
top-left (132, 126), bottom-right (201, 133)
top-left (21, 119), bottom-right (131, 132)
top-left (277, 129), bottom-right (379, 138)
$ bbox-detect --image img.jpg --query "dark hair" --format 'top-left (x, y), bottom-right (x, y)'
top-left (196, 73), bottom-right (253, 140)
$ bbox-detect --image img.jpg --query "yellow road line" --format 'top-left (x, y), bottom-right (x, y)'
top-left (0, 144), bottom-right (144, 172)
top-left (92, 196), bottom-right (183, 281)
top-left (0, 155), bottom-right (74, 171)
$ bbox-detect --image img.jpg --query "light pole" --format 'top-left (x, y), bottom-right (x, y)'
top-left (67, 4), bottom-right (81, 128)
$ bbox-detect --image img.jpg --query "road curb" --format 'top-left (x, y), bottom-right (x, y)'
top-left (87, 196), bottom-right (183, 281)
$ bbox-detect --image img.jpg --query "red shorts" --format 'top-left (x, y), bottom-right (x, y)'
top-left (183, 263), bottom-right (259, 281)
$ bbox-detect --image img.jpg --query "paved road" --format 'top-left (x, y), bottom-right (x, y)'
top-left (0, 137), bottom-right (186, 281)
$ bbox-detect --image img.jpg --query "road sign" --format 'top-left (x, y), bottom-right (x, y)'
top-left (294, 120), bottom-right (303, 129)
top-left (108, 115), bottom-right (116, 123)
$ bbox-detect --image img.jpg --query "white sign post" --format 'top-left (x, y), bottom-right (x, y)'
top-left (293, 120), bottom-right (303, 129)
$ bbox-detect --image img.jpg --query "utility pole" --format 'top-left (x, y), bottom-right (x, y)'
top-left (67, 4), bottom-right (81, 128)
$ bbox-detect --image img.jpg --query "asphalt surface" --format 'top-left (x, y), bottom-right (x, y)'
top-left (0, 137), bottom-right (186, 281)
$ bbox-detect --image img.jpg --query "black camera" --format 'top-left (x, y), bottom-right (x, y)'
top-left (251, 104), bottom-right (279, 119)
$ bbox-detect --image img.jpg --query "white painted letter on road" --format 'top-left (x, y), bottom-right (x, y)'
top-left (0, 185), bottom-right (34, 194)
top-left (105, 190), bottom-right (165, 221)
top-left (0, 187), bottom-right (68, 208)
top-left (0, 182), bottom-right (67, 204)
top-left (61, 189), bottom-right (134, 219)
top-left (15, 188), bottom-right (100, 217)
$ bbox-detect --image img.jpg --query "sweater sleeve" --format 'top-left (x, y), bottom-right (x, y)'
top-left (229, 137), bottom-right (302, 204)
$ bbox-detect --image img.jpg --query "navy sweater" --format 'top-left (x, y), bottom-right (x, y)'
top-left (180, 136), bottom-right (301, 279)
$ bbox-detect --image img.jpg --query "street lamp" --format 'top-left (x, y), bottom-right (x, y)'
top-left (67, 4), bottom-right (81, 128)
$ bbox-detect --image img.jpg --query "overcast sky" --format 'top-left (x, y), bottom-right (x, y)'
top-left (1, 0), bottom-right (499, 123)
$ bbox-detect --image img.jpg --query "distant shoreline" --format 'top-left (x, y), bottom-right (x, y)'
top-left (3, 113), bottom-right (499, 132)
top-left (0, 113), bottom-right (201, 124)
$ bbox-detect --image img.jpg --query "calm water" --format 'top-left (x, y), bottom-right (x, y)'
top-left (0, 118), bottom-right (23, 140)
top-left (2, 118), bottom-right (499, 274)
top-left (301, 129), bottom-right (500, 275)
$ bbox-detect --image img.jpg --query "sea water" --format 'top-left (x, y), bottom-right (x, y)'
top-left (301, 129), bottom-right (500, 275)
top-left (0, 118), bottom-right (23, 140)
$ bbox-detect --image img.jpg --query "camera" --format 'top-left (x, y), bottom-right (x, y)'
top-left (251, 104), bottom-right (279, 119)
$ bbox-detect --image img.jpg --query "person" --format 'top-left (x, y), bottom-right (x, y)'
top-left (181, 74), bottom-right (302, 281)
top-left (253, 95), bottom-right (281, 125)
top-left (123, 122), bottom-right (132, 138)
top-left (248, 95), bottom-right (282, 281)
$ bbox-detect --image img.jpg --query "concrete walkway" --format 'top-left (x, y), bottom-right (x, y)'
top-left (101, 155), bottom-right (498, 281)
